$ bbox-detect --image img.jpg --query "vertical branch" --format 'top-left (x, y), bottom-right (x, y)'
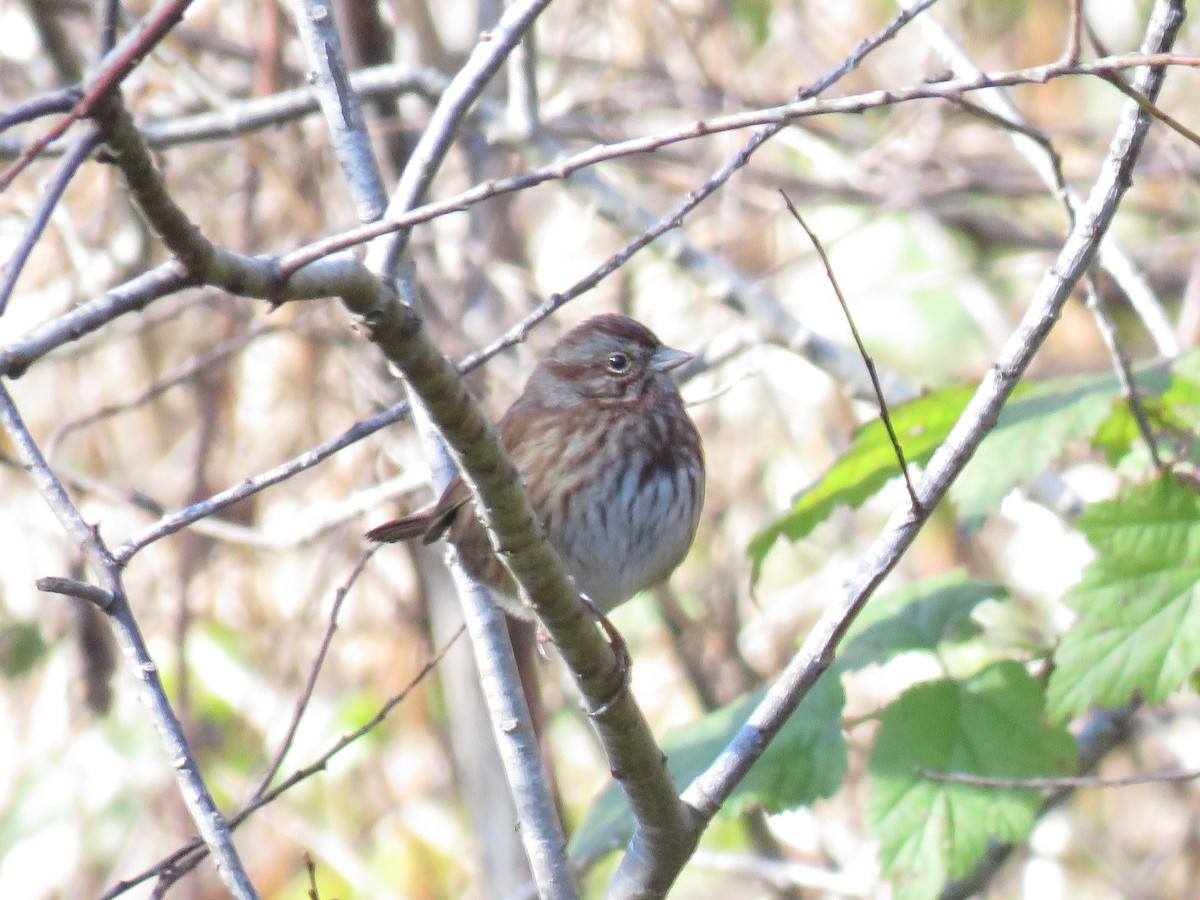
top-left (291, 0), bottom-right (574, 894)
top-left (290, 0), bottom-right (388, 221)
top-left (397, 264), bottom-right (576, 898)
top-left (1085, 276), bottom-right (1165, 470)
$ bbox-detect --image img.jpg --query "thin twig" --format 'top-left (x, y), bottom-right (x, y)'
top-left (940, 703), bottom-right (1140, 899)
top-left (0, 88), bottom-right (79, 134)
top-left (779, 191), bottom-right (923, 513)
top-left (36, 575), bottom-right (114, 610)
top-left (0, 384), bottom-right (257, 900)
top-left (0, 0), bottom-right (198, 191)
top-left (5, 51), bottom-right (1197, 380)
top-left (113, 399), bottom-right (413, 561)
top-left (1060, 0), bottom-right (1083, 66)
top-left (0, 127), bottom-right (101, 316)
top-left (103, 624), bottom-right (464, 899)
top-left (366, 0), bottom-right (555, 271)
top-left (1094, 69), bottom-right (1200, 148)
top-left (1084, 275), bottom-right (1165, 470)
top-left (0, 64), bottom-right (446, 160)
top-left (919, 766), bottom-right (1200, 790)
top-left (275, 50), bottom-right (1200, 276)
top-left (251, 548), bottom-right (377, 799)
top-left (1082, 15), bottom-right (1200, 147)
top-left (907, 0), bottom-right (1182, 357)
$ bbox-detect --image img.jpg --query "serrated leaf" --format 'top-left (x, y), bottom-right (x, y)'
top-left (1047, 475), bottom-right (1200, 722)
top-left (749, 386), bottom-right (975, 581)
top-left (868, 661), bottom-right (1076, 899)
top-left (570, 673), bottom-right (846, 862)
top-left (951, 372), bottom-right (1135, 526)
top-left (751, 355), bottom-right (1200, 585)
top-left (839, 571), bottom-right (1006, 671)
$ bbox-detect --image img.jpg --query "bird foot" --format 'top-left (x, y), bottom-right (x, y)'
top-left (580, 594), bottom-right (631, 717)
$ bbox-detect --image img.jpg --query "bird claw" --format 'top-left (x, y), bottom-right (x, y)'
top-left (580, 594), bottom-right (631, 717)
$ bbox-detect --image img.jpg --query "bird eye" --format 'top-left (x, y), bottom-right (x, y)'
top-left (606, 352), bottom-right (630, 374)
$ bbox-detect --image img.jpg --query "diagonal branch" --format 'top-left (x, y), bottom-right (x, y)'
top-left (664, 0), bottom-right (1183, 892)
top-left (0, 0), bottom-right (197, 191)
top-left (0, 384), bottom-right (257, 900)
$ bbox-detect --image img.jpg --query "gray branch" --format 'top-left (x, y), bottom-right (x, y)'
top-left (0, 386), bottom-right (257, 900)
top-left (670, 0), bottom-right (1183, 893)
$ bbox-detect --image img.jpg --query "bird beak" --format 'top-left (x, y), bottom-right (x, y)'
top-left (649, 346), bottom-right (692, 373)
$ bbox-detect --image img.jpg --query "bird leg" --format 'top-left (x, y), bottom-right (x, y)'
top-left (580, 594), bottom-right (631, 717)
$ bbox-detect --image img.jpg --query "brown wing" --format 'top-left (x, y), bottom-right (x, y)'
top-left (365, 476), bottom-right (473, 544)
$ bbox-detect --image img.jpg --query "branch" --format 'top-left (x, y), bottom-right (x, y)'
top-left (905, 0), bottom-right (1181, 357)
top-left (0, 126), bottom-right (102, 315)
top-left (0, 64), bottom-right (446, 158)
top-left (919, 767), bottom-right (1200, 790)
top-left (272, 51), bottom-right (1200, 276)
top-left (294, 1), bottom-right (574, 893)
top-left (0, 385), bottom-right (257, 900)
top-left (100, 625), bottom-right (463, 898)
top-left (289, 0), bottom-right (387, 222)
top-left (6, 50), bottom-right (1195, 379)
top-left (0, 0), bottom-right (197, 190)
top-left (668, 0), bottom-right (1183, 892)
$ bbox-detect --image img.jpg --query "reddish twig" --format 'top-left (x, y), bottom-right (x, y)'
top-left (0, 0), bottom-right (196, 191)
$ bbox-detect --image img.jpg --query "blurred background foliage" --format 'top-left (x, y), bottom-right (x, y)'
top-left (0, 0), bottom-right (1198, 897)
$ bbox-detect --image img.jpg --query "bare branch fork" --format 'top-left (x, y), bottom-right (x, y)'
top-left (0, 386), bottom-right (257, 900)
top-left (97, 624), bottom-right (464, 898)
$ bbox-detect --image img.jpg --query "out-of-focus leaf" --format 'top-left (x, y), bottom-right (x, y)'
top-left (1093, 369), bottom-right (1200, 467)
top-left (839, 571), bottom-right (1006, 671)
top-left (868, 661), bottom-right (1076, 899)
top-left (1047, 474), bottom-right (1200, 722)
top-left (570, 673), bottom-right (846, 862)
top-left (731, 0), bottom-right (772, 48)
top-left (0, 622), bottom-right (48, 679)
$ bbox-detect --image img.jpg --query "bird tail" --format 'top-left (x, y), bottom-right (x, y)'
top-left (365, 515), bottom-right (431, 543)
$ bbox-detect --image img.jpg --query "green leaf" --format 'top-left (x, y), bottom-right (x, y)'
top-left (951, 372), bottom-right (1135, 526)
top-left (731, 0), bottom-right (772, 48)
top-left (1047, 475), bottom-right (1200, 722)
top-left (0, 622), bottom-right (48, 679)
top-left (750, 354), bottom-right (1200, 584)
top-left (868, 661), bottom-right (1076, 898)
top-left (839, 571), bottom-right (1006, 671)
top-left (570, 673), bottom-right (846, 862)
top-left (1093, 371), bottom-right (1200, 468)
top-left (748, 385), bottom-right (975, 581)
